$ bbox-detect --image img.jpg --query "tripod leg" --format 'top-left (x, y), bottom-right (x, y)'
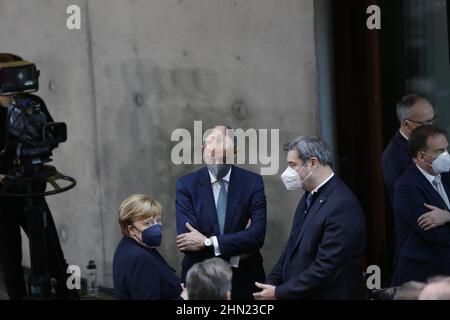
top-left (41, 200), bottom-right (79, 299)
top-left (26, 199), bottom-right (51, 299)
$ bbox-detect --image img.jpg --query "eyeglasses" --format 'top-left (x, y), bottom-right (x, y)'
top-left (406, 115), bottom-right (437, 126)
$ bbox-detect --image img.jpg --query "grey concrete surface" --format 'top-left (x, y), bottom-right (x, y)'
top-left (0, 0), bottom-right (319, 290)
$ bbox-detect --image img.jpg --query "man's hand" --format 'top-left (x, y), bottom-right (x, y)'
top-left (253, 282), bottom-right (276, 300)
top-left (418, 204), bottom-right (450, 231)
top-left (176, 223), bottom-right (206, 252)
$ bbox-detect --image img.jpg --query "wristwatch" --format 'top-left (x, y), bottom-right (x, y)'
top-left (203, 237), bottom-right (212, 247)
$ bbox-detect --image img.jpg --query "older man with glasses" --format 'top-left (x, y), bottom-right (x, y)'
top-left (382, 94), bottom-right (436, 204)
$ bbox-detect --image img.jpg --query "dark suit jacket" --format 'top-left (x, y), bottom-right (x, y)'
top-left (267, 176), bottom-right (366, 300)
top-left (175, 165), bottom-right (266, 298)
top-left (391, 165), bottom-right (450, 286)
top-left (113, 237), bottom-right (181, 300)
top-left (382, 132), bottom-right (413, 203)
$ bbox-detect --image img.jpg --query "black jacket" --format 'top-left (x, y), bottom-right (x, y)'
top-left (267, 176), bottom-right (366, 300)
top-left (391, 165), bottom-right (450, 286)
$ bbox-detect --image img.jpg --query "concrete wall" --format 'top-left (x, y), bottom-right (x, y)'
top-left (0, 0), bottom-right (319, 289)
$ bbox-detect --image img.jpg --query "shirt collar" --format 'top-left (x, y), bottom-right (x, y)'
top-left (399, 129), bottom-right (409, 141)
top-left (209, 166), bottom-right (232, 184)
top-left (311, 172), bottom-right (335, 195)
top-left (416, 164), bottom-right (438, 185)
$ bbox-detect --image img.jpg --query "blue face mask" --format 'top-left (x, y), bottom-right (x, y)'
top-left (135, 224), bottom-right (162, 247)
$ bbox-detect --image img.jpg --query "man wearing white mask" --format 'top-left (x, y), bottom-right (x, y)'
top-left (254, 135), bottom-right (366, 300)
top-left (392, 125), bottom-right (450, 286)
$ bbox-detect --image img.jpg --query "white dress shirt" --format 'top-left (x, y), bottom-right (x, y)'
top-left (311, 172), bottom-right (335, 195)
top-left (208, 167), bottom-right (240, 268)
top-left (399, 129), bottom-right (409, 141)
top-left (417, 165), bottom-right (450, 209)
top-left (417, 165), bottom-right (438, 187)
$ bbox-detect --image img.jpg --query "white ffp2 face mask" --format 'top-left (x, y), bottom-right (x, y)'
top-left (428, 151), bottom-right (450, 174)
top-left (280, 163), bottom-right (313, 191)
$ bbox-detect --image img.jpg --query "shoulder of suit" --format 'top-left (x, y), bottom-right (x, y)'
top-left (395, 165), bottom-right (418, 186)
top-left (232, 166), bottom-right (262, 179)
top-left (384, 134), bottom-right (408, 157)
top-left (177, 166), bottom-right (206, 182)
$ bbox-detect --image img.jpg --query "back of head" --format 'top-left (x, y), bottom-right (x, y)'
top-left (419, 277), bottom-right (450, 300)
top-left (394, 281), bottom-right (426, 300)
top-left (186, 258), bottom-right (232, 300)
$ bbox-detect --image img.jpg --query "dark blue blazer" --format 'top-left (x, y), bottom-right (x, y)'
top-left (267, 176), bottom-right (366, 300)
top-left (113, 237), bottom-right (181, 300)
top-left (382, 132), bottom-right (413, 203)
top-left (391, 165), bottom-right (450, 286)
top-left (175, 165), bottom-right (266, 276)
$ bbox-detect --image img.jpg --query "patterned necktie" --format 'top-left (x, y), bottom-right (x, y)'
top-left (433, 176), bottom-right (450, 209)
top-left (217, 180), bottom-right (228, 235)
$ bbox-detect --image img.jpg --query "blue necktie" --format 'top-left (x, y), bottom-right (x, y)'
top-left (217, 180), bottom-right (228, 235)
top-left (305, 192), bottom-right (314, 211)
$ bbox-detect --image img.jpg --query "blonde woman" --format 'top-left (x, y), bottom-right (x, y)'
top-left (113, 194), bottom-right (182, 299)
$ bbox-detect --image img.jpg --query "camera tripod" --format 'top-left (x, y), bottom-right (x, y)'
top-left (0, 164), bottom-right (76, 299)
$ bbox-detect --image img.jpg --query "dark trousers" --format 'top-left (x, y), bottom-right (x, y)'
top-left (231, 257), bottom-right (265, 300)
top-left (0, 196), bottom-right (77, 300)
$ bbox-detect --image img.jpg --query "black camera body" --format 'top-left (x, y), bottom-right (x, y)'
top-left (8, 95), bottom-right (67, 167)
top-left (0, 57), bottom-right (67, 171)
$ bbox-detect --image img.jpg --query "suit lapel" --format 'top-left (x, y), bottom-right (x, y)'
top-left (224, 166), bottom-right (243, 233)
top-left (412, 165), bottom-right (449, 210)
top-left (442, 174), bottom-right (450, 209)
top-left (292, 177), bottom-right (337, 253)
top-left (198, 167), bottom-right (220, 235)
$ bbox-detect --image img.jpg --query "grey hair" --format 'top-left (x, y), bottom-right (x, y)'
top-left (284, 135), bottom-right (333, 167)
top-left (186, 258), bottom-right (232, 300)
top-left (396, 94), bottom-right (429, 124)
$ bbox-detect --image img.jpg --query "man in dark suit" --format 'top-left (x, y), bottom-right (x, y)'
top-left (382, 94), bottom-right (435, 203)
top-left (392, 125), bottom-right (450, 286)
top-left (254, 135), bottom-right (366, 300)
top-left (176, 125), bottom-right (266, 300)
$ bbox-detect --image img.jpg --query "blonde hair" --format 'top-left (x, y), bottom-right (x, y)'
top-left (118, 194), bottom-right (163, 236)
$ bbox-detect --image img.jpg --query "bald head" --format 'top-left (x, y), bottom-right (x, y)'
top-left (203, 125), bottom-right (236, 165)
top-left (397, 94), bottom-right (435, 138)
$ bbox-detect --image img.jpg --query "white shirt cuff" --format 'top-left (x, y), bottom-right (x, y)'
top-left (211, 236), bottom-right (240, 268)
top-left (229, 255), bottom-right (240, 268)
top-left (211, 236), bottom-right (221, 256)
